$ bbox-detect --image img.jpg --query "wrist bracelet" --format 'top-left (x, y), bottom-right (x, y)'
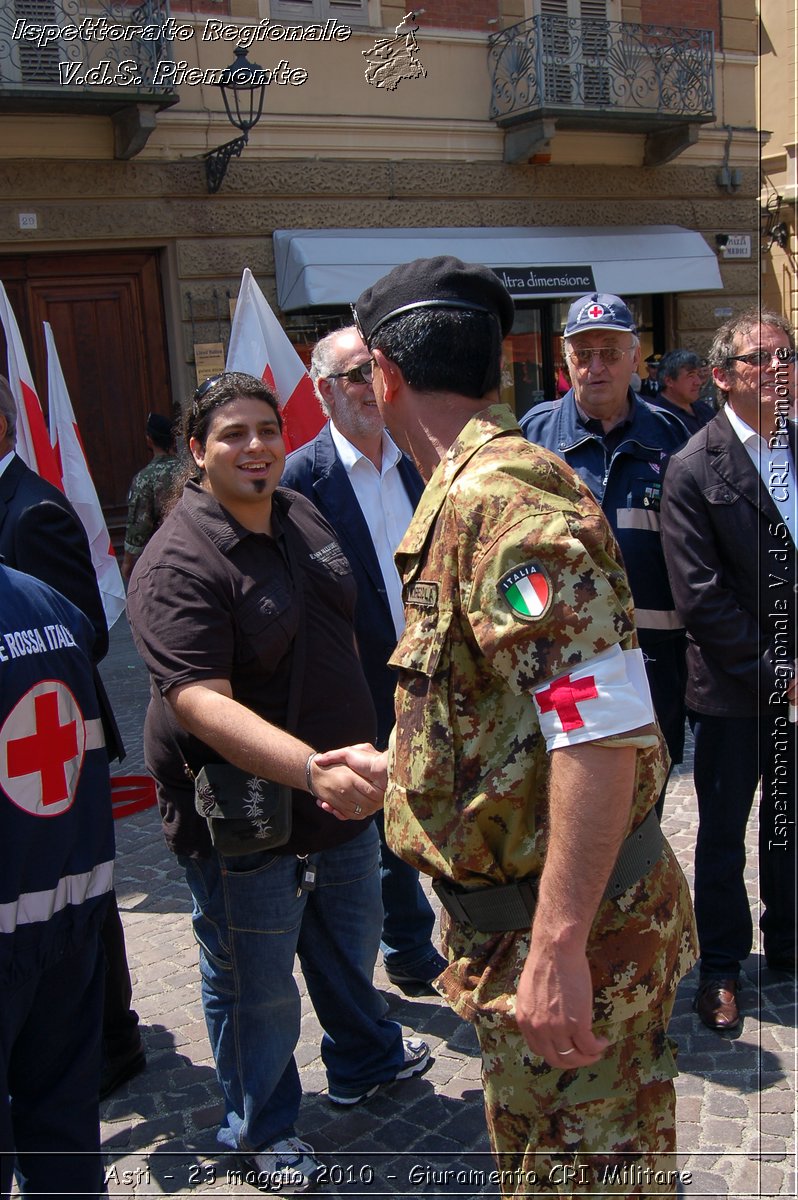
top-left (305, 752), bottom-right (318, 797)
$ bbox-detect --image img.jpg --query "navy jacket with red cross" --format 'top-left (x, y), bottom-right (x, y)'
top-left (0, 565), bottom-right (114, 981)
top-left (521, 388), bottom-right (689, 646)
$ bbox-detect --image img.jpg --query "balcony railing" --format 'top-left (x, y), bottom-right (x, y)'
top-left (489, 16), bottom-right (715, 127)
top-left (0, 0), bottom-right (175, 104)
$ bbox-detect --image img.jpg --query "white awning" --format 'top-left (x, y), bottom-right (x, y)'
top-left (273, 226), bottom-right (722, 311)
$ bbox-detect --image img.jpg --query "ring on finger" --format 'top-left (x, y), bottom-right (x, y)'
top-left (354, 803), bottom-right (363, 815)
top-left (557, 1047), bottom-right (575, 1056)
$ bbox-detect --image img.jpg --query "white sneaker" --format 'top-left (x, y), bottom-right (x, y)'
top-left (327, 1036), bottom-right (431, 1106)
top-left (242, 1138), bottom-right (321, 1194)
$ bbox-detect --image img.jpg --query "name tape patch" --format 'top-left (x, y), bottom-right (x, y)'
top-left (406, 581), bottom-right (438, 609)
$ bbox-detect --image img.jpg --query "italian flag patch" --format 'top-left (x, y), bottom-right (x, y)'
top-left (498, 562), bottom-right (552, 620)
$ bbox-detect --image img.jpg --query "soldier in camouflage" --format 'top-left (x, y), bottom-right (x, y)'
top-left (321, 258), bottom-right (697, 1198)
top-left (122, 412), bottom-right (180, 581)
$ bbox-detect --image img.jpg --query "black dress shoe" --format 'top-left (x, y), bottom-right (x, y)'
top-left (385, 952), bottom-right (447, 998)
top-left (694, 978), bottom-right (740, 1032)
top-left (100, 1042), bottom-right (146, 1100)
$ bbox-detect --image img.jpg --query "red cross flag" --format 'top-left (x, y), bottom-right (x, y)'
top-left (45, 324), bottom-right (125, 630)
top-left (226, 268), bottom-right (325, 452)
top-left (0, 681), bottom-right (99, 817)
top-left (0, 282), bottom-right (62, 488)
top-left (532, 645), bottom-right (655, 751)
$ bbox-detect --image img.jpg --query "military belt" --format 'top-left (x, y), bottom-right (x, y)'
top-left (432, 808), bottom-right (663, 933)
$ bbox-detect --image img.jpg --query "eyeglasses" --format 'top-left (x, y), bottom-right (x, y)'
top-left (567, 347), bottom-right (634, 367)
top-left (326, 360), bottom-right (374, 385)
top-left (726, 348), bottom-right (798, 367)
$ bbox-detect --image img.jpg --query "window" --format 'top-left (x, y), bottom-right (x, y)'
top-left (538, 0), bottom-right (611, 108)
top-left (270, 0), bottom-right (371, 25)
top-left (2, 0), bottom-right (62, 85)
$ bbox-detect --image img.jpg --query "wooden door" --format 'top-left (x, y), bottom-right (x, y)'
top-left (0, 249), bottom-right (172, 542)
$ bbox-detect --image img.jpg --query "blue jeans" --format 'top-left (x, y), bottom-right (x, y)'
top-left (181, 823), bottom-right (405, 1152)
top-left (374, 811), bottom-right (439, 974)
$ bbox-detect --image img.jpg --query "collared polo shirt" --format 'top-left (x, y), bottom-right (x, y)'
top-left (127, 480), bottom-right (377, 857)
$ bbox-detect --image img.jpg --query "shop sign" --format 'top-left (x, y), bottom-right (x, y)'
top-left (491, 266), bottom-right (596, 297)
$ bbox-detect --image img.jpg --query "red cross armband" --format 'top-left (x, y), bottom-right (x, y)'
top-left (531, 645), bottom-right (655, 751)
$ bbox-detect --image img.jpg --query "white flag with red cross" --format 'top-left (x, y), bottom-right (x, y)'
top-left (45, 323), bottom-right (126, 630)
top-left (226, 268), bottom-right (324, 452)
top-left (0, 281), bottom-right (62, 488)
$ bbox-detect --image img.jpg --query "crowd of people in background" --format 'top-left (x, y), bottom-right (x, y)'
top-left (1, 268), bottom-right (794, 1199)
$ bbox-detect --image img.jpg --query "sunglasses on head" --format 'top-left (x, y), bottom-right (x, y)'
top-left (193, 373), bottom-right (227, 402)
top-left (326, 360), bottom-right (374, 385)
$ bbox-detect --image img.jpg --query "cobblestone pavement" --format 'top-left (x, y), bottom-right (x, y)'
top-left (96, 617), bottom-right (796, 1199)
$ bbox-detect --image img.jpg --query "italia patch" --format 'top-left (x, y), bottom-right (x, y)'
top-left (498, 563), bottom-right (552, 620)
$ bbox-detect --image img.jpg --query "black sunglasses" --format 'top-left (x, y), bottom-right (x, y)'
top-left (194, 373), bottom-right (227, 402)
top-left (726, 348), bottom-right (798, 367)
top-left (326, 360), bottom-right (374, 385)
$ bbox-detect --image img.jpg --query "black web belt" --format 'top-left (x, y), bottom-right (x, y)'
top-left (432, 808), bottom-right (663, 933)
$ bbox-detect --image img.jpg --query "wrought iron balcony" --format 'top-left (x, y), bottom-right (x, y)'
top-left (489, 16), bottom-right (715, 165)
top-left (0, 0), bottom-right (178, 156)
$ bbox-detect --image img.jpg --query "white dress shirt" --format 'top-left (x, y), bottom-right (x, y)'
top-left (329, 424), bottom-right (415, 638)
top-left (725, 404), bottom-right (797, 547)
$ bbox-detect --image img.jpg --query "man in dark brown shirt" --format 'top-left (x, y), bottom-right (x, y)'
top-left (127, 372), bottom-right (430, 1194)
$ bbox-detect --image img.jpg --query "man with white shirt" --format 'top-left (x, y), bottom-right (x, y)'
top-left (282, 328), bottom-right (446, 996)
top-left (661, 310), bottom-right (798, 1032)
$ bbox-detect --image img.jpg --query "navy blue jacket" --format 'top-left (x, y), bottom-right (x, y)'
top-left (281, 423), bottom-right (424, 749)
top-left (520, 389), bottom-right (689, 643)
top-left (0, 565), bottom-right (114, 981)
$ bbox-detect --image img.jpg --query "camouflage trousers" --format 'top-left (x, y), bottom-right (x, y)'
top-left (475, 996), bottom-right (680, 1199)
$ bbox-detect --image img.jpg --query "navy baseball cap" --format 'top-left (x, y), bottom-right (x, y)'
top-left (564, 293), bottom-right (637, 338)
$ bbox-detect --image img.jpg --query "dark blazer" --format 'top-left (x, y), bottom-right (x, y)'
top-left (0, 453), bottom-right (124, 759)
top-left (281, 422), bottom-right (424, 750)
top-left (661, 410), bottom-right (798, 717)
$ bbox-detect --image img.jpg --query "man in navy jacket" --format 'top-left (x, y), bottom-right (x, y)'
top-left (0, 375), bottom-right (143, 1098)
top-left (282, 327), bottom-right (446, 996)
top-left (0, 564), bottom-right (115, 1197)
top-left (521, 295), bottom-right (690, 808)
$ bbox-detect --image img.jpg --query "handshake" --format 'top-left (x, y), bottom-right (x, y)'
top-left (307, 743), bottom-right (389, 822)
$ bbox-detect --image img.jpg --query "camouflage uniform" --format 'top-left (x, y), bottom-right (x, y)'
top-left (386, 406), bottom-right (697, 1198)
top-left (123, 455), bottom-right (180, 560)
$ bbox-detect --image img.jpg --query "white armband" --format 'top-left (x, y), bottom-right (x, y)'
top-left (532, 644), bottom-right (655, 752)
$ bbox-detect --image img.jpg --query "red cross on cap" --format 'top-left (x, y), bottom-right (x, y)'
top-left (1, 681), bottom-right (85, 817)
top-left (586, 304), bottom-right (605, 320)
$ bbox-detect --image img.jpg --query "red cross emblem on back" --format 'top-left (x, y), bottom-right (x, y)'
top-left (586, 304), bottom-right (605, 320)
top-left (1, 681), bottom-right (85, 817)
top-left (535, 673), bottom-right (598, 732)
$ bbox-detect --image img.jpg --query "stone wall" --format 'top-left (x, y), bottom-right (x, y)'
top-left (0, 154), bottom-right (758, 390)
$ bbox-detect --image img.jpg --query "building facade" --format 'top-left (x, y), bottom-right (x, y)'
top-left (759, 0), bottom-right (796, 324)
top-left (0, 0), bottom-right (759, 536)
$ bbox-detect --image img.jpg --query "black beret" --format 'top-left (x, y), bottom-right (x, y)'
top-left (146, 412), bottom-right (174, 441)
top-left (354, 256), bottom-right (515, 344)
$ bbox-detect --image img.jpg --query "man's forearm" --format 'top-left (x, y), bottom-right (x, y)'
top-left (534, 741), bottom-right (637, 945)
top-left (168, 680), bottom-right (383, 816)
top-left (515, 741), bottom-right (637, 1068)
